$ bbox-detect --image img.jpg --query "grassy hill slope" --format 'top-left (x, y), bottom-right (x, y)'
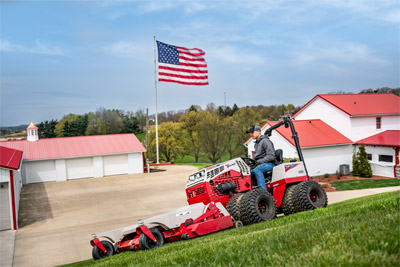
top-left (64, 191), bottom-right (400, 267)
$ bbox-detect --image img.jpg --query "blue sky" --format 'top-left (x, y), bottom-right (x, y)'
top-left (1, 0), bottom-right (399, 126)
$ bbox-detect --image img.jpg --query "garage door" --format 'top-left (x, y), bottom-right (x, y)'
top-left (103, 155), bottom-right (128, 176)
top-left (0, 182), bottom-right (11, 230)
top-left (66, 158), bottom-right (94, 180)
top-left (24, 160), bottom-right (56, 184)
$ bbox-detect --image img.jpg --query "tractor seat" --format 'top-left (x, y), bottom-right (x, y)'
top-left (263, 149), bottom-right (284, 181)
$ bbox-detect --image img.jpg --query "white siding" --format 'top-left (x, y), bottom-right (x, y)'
top-left (55, 159), bottom-right (67, 182)
top-left (294, 97), bottom-right (353, 139)
top-left (93, 156), bottom-right (104, 177)
top-left (13, 170), bottom-right (22, 228)
top-left (103, 154), bottom-right (129, 176)
top-left (361, 145), bottom-right (396, 178)
top-left (0, 182), bottom-right (11, 230)
top-left (303, 145), bottom-right (353, 176)
top-left (24, 160), bottom-right (56, 184)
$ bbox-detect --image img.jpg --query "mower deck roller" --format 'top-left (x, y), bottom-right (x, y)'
top-left (90, 117), bottom-right (328, 260)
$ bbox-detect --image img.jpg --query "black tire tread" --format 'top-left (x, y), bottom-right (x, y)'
top-left (293, 181), bottom-right (328, 212)
top-left (226, 193), bottom-right (244, 221)
top-left (239, 189), bottom-right (277, 225)
top-left (281, 184), bottom-right (299, 215)
top-left (138, 228), bottom-right (165, 250)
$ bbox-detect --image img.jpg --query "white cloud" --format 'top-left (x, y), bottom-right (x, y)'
top-left (0, 39), bottom-right (64, 55)
top-left (208, 45), bottom-right (265, 65)
top-left (104, 41), bottom-right (148, 59)
top-left (292, 42), bottom-right (387, 65)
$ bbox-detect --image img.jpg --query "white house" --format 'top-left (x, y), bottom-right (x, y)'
top-left (244, 119), bottom-right (353, 177)
top-left (0, 146), bottom-right (23, 230)
top-left (291, 93), bottom-right (400, 177)
top-left (356, 130), bottom-right (400, 178)
top-left (0, 122), bottom-right (146, 184)
top-left (292, 94), bottom-right (400, 141)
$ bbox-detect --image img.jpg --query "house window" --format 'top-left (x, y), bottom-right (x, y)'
top-left (367, 154), bottom-right (372, 161)
top-left (379, 155), bottom-right (393, 163)
top-left (376, 117), bottom-right (381, 129)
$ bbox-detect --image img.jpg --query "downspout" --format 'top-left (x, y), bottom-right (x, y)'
top-left (394, 147), bottom-right (399, 178)
top-left (9, 170), bottom-right (17, 230)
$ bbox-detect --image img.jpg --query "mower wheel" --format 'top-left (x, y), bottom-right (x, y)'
top-left (226, 193), bottom-right (244, 221)
top-left (92, 240), bottom-right (114, 260)
top-left (293, 181), bottom-right (328, 212)
top-left (281, 184), bottom-right (299, 216)
top-left (239, 189), bottom-right (277, 225)
top-left (139, 228), bottom-right (165, 250)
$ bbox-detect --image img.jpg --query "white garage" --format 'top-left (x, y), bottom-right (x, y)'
top-left (1, 126), bottom-right (146, 184)
top-left (0, 146), bottom-right (23, 230)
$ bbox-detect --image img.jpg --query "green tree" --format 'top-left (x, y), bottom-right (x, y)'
top-left (63, 115), bottom-right (88, 137)
top-left (198, 111), bottom-right (227, 163)
top-left (123, 111), bottom-right (140, 133)
top-left (55, 114), bottom-right (78, 137)
top-left (352, 144), bottom-right (372, 177)
top-left (86, 108), bottom-right (123, 135)
top-left (179, 111), bottom-right (202, 162)
top-left (37, 119), bottom-right (58, 138)
top-left (149, 122), bottom-right (184, 162)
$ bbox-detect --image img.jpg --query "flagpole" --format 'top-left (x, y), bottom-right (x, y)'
top-left (153, 36), bottom-right (160, 164)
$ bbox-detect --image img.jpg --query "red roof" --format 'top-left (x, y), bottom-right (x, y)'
top-left (0, 146), bottom-right (23, 170)
top-left (293, 94), bottom-right (400, 117)
top-left (0, 134), bottom-right (146, 161)
top-left (356, 130), bottom-right (400, 147)
top-left (244, 119), bottom-right (353, 148)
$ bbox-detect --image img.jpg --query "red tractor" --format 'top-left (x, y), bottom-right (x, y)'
top-left (90, 117), bottom-right (327, 260)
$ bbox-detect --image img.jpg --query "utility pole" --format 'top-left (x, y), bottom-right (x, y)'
top-left (224, 92), bottom-right (226, 107)
top-left (146, 108), bottom-right (150, 173)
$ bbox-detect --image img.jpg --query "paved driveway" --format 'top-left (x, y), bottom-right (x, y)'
top-left (13, 165), bottom-right (197, 267)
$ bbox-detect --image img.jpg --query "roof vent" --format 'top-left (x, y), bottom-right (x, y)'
top-left (309, 120), bottom-right (311, 124)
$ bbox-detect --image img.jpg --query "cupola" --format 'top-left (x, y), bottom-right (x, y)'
top-left (27, 122), bottom-right (39, 142)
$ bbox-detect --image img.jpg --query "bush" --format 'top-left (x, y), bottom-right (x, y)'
top-left (352, 143), bottom-right (372, 177)
top-left (324, 173), bottom-right (330, 178)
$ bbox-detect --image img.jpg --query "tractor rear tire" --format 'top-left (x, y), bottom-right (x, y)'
top-left (92, 240), bottom-right (114, 260)
top-left (139, 228), bottom-right (165, 250)
top-left (239, 189), bottom-right (277, 225)
top-left (293, 181), bottom-right (328, 212)
top-left (226, 193), bottom-right (244, 222)
top-left (281, 184), bottom-right (299, 216)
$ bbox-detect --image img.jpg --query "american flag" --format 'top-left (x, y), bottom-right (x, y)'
top-left (157, 41), bottom-right (208, 86)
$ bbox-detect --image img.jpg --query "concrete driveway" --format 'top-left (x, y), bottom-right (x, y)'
top-left (13, 165), bottom-right (197, 267)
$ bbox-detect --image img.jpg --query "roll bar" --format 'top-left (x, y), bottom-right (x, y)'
top-left (264, 117), bottom-right (310, 180)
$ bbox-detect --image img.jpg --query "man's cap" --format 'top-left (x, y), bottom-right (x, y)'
top-left (246, 125), bottom-right (261, 133)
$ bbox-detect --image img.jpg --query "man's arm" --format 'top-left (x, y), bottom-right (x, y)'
top-left (256, 139), bottom-right (275, 164)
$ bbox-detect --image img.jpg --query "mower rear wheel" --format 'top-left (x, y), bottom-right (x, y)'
top-left (226, 193), bottom-right (244, 221)
top-left (92, 240), bottom-right (114, 260)
top-left (293, 181), bottom-right (328, 212)
top-left (139, 228), bottom-right (165, 250)
top-left (239, 189), bottom-right (277, 225)
top-left (281, 184), bottom-right (299, 216)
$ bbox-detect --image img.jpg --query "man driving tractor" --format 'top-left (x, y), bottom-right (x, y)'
top-left (246, 125), bottom-right (276, 190)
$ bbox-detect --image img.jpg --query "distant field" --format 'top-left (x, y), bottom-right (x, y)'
top-left (331, 179), bottom-right (400, 191)
top-left (62, 191), bottom-right (400, 267)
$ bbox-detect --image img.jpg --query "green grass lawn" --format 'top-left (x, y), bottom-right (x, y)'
top-left (175, 162), bottom-right (213, 170)
top-left (62, 191), bottom-right (400, 267)
top-left (331, 179), bottom-right (400, 191)
top-left (135, 132), bottom-right (146, 143)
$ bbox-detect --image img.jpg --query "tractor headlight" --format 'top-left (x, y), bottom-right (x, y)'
top-left (189, 175), bottom-right (196, 181)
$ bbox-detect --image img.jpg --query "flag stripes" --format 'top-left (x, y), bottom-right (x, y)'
top-left (157, 41), bottom-right (208, 86)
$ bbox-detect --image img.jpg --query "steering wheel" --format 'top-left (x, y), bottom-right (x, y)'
top-left (240, 157), bottom-right (258, 170)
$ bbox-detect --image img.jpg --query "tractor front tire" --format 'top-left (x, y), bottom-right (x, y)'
top-left (226, 193), bottom-right (244, 222)
top-left (281, 184), bottom-right (299, 216)
top-left (92, 240), bottom-right (114, 260)
top-left (239, 189), bottom-right (277, 225)
top-left (293, 181), bottom-right (328, 212)
top-left (139, 228), bottom-right (165, 250)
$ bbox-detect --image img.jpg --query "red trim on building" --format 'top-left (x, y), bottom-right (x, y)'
top-left (9, 170), bottom-right (17, 230)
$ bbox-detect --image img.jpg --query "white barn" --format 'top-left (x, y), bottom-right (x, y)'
top-left (244, 119), bottom-right (353, 177)
top-left (0, 146), bottom-right (23, 230)
top-left (0, 123), bottom-right (146, 184)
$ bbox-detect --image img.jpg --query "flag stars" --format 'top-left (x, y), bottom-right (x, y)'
top-left (157, 41), bottom-right (179, 65)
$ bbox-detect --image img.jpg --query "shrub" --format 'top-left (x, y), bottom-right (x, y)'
top-left (324, 173), bottom-right (330, 178)
top-left (352, 143), bottom-right (373, 178)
